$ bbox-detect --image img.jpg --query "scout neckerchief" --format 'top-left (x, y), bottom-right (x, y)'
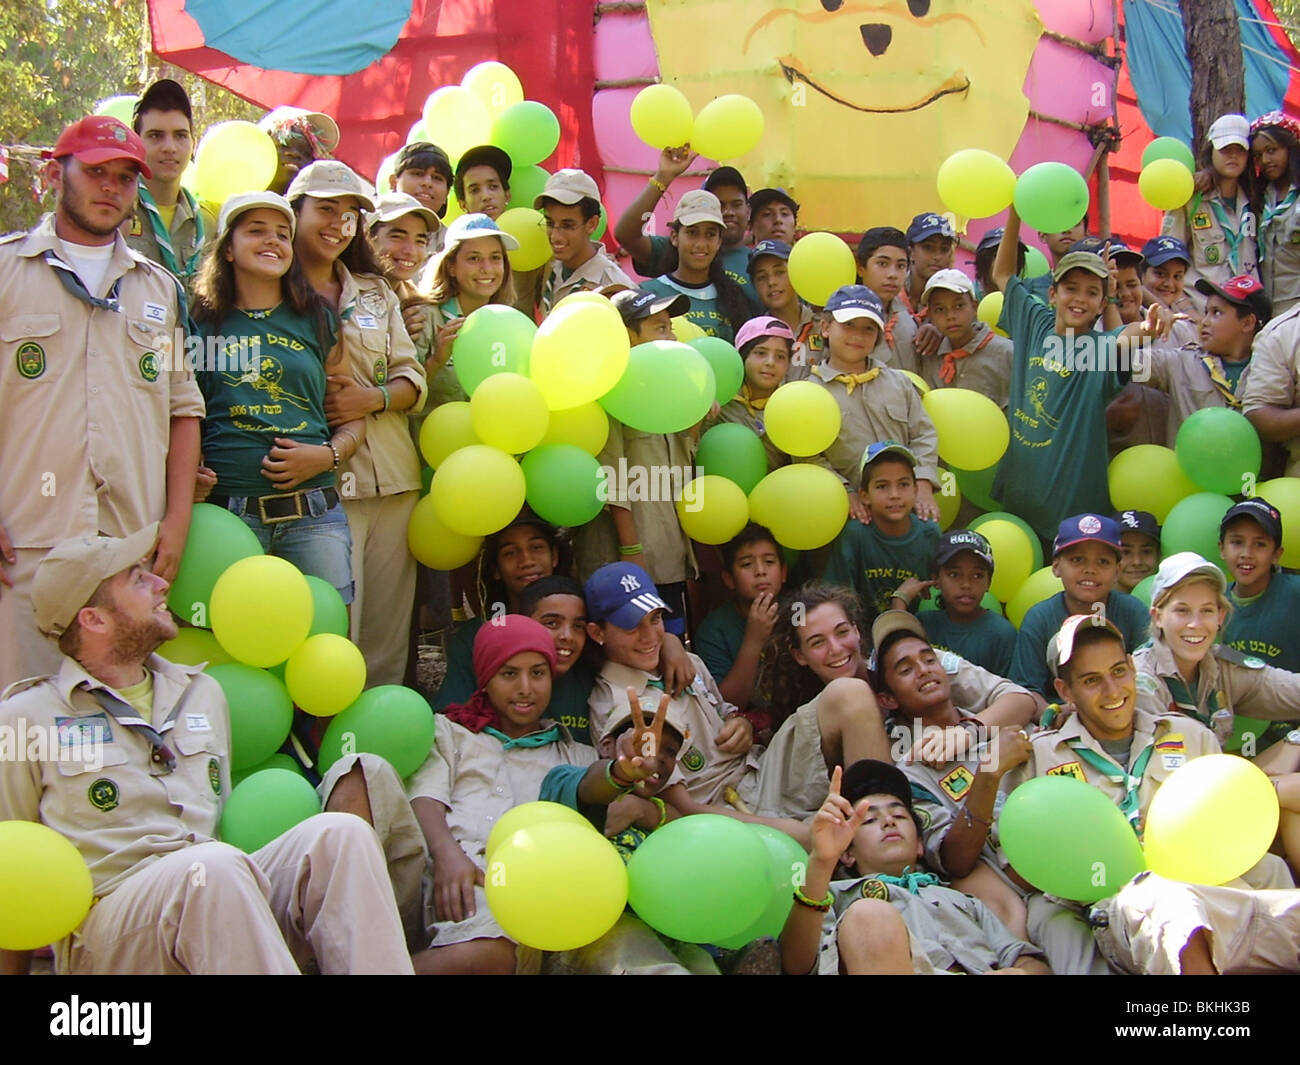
top-left (1204, 193), bottom-right (1249, 275)
top-left (1199, 354), bottom-right (1244, 409)
top-left (43, 251), bottom-right (122, 311)
top-left (938, 328), bottom-right (994, 385)
top-left (484, 724), bottom-right (563, 750)
top-left (1162, 671), bottom-right (1230, 736)
top-left (1260, 185), bottom-right (1300, 249)
top-left (739, 381), bottom-right (770, 418)
top-left (646, 676), bottom-right (698, 699)
top-left (873, 868), bottom-right (941, 894)
top-left (883, 310), bottom-right (898, 348)
top-left (137, 180), bottom-right (205, 279)
top-left (833, 367), bottom-right (881, 395)
top-left (1066, 738), bottom-right (1154, 832)
top-left (84, 677), bottom-right (203, 774)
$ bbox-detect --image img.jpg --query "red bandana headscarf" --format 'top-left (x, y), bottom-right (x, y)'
top-left (444, 615), bottom-right (557, 733)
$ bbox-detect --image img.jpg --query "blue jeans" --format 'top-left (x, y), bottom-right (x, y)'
top-left (219, 488), bottom-right (355, 604)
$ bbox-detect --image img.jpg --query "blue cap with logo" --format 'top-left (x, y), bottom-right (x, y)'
top-left (825, 285), bottom-right (885, 327)
top-left (859, 440), bottom-right (918, 484)
top-left (934, 528), bottom-right (995, 571)
top-left (1140, 235), bottom-right (1191, 268)
top-left (976, 227), bottom-right (1005, 253)
top-left (584, 562), bottom-right (669, 629)
top-left (1052, 513), bottom-right (1123, 557)
top-left (747, 238), bottom-right (792, 273)
top-left (907, 212), bottom-right (956, 245)
top-left (1219, 497), bottom-right (1283, 543)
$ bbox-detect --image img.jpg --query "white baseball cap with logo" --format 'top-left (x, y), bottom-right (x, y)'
top-left (921, 267), bottom-right (975, 302)
top-left (535, 168), bottom-right (601, 208)
top-left (672, 190), bottom-right (725, 228)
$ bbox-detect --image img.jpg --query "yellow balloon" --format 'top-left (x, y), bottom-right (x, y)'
top-left (977, 291), bottom-right (1005, 333)
top-left (486, 822), bottom-right (628, 950)
top-left (671, 316), bottom-right (706, 341)
top-left (900, 370), bottom-right (929, 395)
top-left (469, 372), bottom-right (549, 455)
top-left (0, 821), bottom-right (93, 950)
top-left (158, 626), bottom-right (235, 667)
top-left (419, 401), bottom-right (481, 469)
top-left (285, 633), bottom-right (367, 718)
top-left (539, 400), bottom-right (610, 455)
top-left (922, 388), bottom-right (1009, 471)
top-left (407, 492), bottom-right (483, 569)
top-left (936, 149), bottom-right (1016, 219)
top-left (630, 84), bottom-right (694, 150)
top-left (553, 290), bottom-right (612, 312)
top-left (936, 478), bottom-right (961, 531)
top-left (423, 86), bottom-right (492, 160)
top-left (676, 475), bottom-right (750, 545)
top-left (1144, 755), bottom-right (1279, 884)
top-left (1139, 158), bottom-right (1195, 211)
top-left (691, 94), bottom-right (765, 162)
top-left (496, 206), bottom-right (552, 272)
top-left (210, 555), bottom-right (313, 667)
top-left (762, 380), bottom-right (841, 456)
top-left (749, 464), bottom-right (849, 550)
top-left (1005, 566), bottom-right (1064, 628)
top-left (486, 801), bottom-right (594, 861)
top-left (460, 61), bottom-right (524, 118)
top-left (787, 232), bottom-right (857, 307)
top-left (978, 519), bottom-right (1035, 603)
top-left (193, 121), bottom-right (278, 204)
top-left (431, 444), bottom-right (527, 536)
top-left (1255, 477), bottom-right (1300, 565)
top-left (1108, 444), bottom-right (1199, 523)
top-left (531, 301), bottom-right (630, 410)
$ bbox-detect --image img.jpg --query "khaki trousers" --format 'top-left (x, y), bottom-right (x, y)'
top-left (0, 547), bottom-right (61, 692)
top-left (345, 493), bottom-right (419, 688)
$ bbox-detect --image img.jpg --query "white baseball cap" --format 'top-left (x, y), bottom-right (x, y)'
top-left (673, 190), bottom-right (725, 228)
top-left (1207, 114), bottom-right (1250, 151)
top-left (535, 168), bottom-right (600, 208)
top-left (1150, 551), bottom-right (1227, 604)
top-left (285, 160), bottom-right (376, 212)
top-left (921, 267), bottom-right (975, 302)
top-left (366, 191), bottom-right (438, 232)
top-left (217, 191), bottom-right (296, 242)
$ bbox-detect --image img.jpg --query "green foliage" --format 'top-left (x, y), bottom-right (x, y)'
top-left (0, 0), bottom-right (260, 234)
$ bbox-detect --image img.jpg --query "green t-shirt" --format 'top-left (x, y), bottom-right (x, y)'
top-left (694, 603), bottom-right (748, 690)
top-left (822, 514), bottom-right (942, 617)
top-left (197, 304), bottom-right (335, 497)
top-left (1023, 272), bottom-right (1053, 306)
top-left (1010, 590), bottom-right (1150, 699)
top-left (994, 276), bottom-right (1127, 544)
top-left (636, 236), bottom-right (757, 308)
top-left (1224, 572), bottom-right (1300, 673)
top-left (640, 274), bottom-right (735, 342)
top-left (1221, 357), bottom-right (1249, 392)
top-left (920, 608), bottom-right (1017, 678)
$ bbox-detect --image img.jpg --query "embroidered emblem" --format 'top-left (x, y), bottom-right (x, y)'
top-left (16, 342), bottom-right (45, 379)
top-left (1046, 761), bottom-right (1086, 782)
top-left (88, 778), bottom-right (120, 812)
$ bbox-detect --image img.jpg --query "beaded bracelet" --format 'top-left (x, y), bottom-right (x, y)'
top-left (605, 759), bottom-right (636, 795)
top-left (649, 795), bottom-right (668, 830)
top-left (792, 886), bottom-right (833, 912)
top-left (648, 176), bottom-right (668, 193)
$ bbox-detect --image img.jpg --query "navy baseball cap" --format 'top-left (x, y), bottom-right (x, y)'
top-left (841, 758), bottom-right (915, 813)
top-left (611, 288), bottom-right (690, 324)
top-left (584, 563), bottom-right (669, 629)
top-left (825, 285), bottom-right (885, 327)
top-left (1104, 237), bottom-right (1143, 268)
top-left (703, 166), bottom-right (747, 195)
top-left (747, 238), bottom-right (792, 273)
top-left (1115, 510), bottom-right (1160, 542)
top-left (935, 529), bottom-right (995, 571)
top-left (1219, 498), bottom-right (1283, 542)
top-left (1140, 235), bottom-right (1191, 268)
top-left (749, 187), bottom-right (799, 216)
top-left (907, 212), bottom-right (956, 245)
top-left (975, 227), bottom-right (1005, 253)
top-left (1053, 513), bottom-right (1123, 557)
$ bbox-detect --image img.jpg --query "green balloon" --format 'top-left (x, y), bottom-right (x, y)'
top-left (970, 511), bottom-right (1045, 571)
top-left (1161, 492), bottom-right (1234, 572)
top-left (1141, 136), bottom-right (1196, 173)
top-left (1175, 408), bottom-right (1261, 495)
top-left (696, 423), bottom-right (768, 494)
top-left (94, 94), bottom-right (138, 124)
top-left (688, 336), bottom-right (745, 404)
top-left (219, 769), bottom-right (322, 853)
top-left (998, 776), bottom-right (1145, 902)
top-left (521, 443), bottom-right (606, 527)
top-left (600, 341), bottom-right (715, 434)
top-left (453, 304), bottom-right (537, 396)
top-left (1021, 246), bottom-right (1050, 279)
top-left (593, 203), bottom-right (608, 241)
top-left (626, 814), bottom-right (771, 943)
top-left (158, 627), bottom-right (234, 667)
top-left (1013, 162), bottom-right (1090, 235)
top-left (714, 825), bottom-right (808, 949)
top-left (507, 164), bottom-right (551, 211)
top-left (167, 503), bottom-right (263, 624)
top-left (232, 752), bottom-right (303, 789)
top-left (1129, 573), bottom-right (1157, 606)
top-left (318, 685), bottom-right (435, 779)
top-left (304, 575), bottom-right (349, 638)
top-left (953, 463), bottom-right (1001, 512)
top-left (420, 465), bottom-right (434, 496)
top-left (206, 664), bottom-right (294, 772)
top-left (491, 101), bottom-right (560, 167)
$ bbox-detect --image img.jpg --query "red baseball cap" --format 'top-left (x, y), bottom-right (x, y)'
top-left (1194, 274), bottom-right (1271, 323)
top-left (46, 116), bottom-right (151, 178)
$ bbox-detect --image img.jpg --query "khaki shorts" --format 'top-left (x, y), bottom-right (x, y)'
top-left (739, 698), bottom-right (830, 819)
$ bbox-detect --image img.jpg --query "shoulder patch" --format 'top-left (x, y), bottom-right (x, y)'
top-left (1046, 761), bottom-right (1086, 782)
top-left (914, 805), bottom-right (933, 831)
top-left (938, 765), bottom-right (974, 801)
top-left (680, 746), bottom-right (706, 773)
top-left (859, 878), bottom-right (890, 901)
top-left (1214, 644), bottom-right (1265, 669)
top-left (939, 650), bottom-right (963, 675)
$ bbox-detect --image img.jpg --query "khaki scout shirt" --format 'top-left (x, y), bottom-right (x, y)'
top-left (0, 217), bottom-right (205, 548)
top-left (805, 359), bottom-right (940, 488)
top-left (1240, 305), bottom-right (1300, 476)
top-left (588, 656), bottom-right (755, 806)
top-left (335, 266), bottom-right (427, 497)
top-left (0, 654), bottom-right (231, 897)
top-left (1002, 702), bottom-right (1219, 831)
top-left (871, 295), bottom-right (919, 375)
top-left (125, 187), bottom-right (212, 284)
top-left (1133, 639), bottom-right (1300, 730)
top-left (406, 717), bottom-right (594, 871)
top-left (1257, 186), bottom-right (1300, 316)
top-left (1141, 343), bottom-right (1245, 447)
top-left (1162, 193), bottom-right (1259, 293)
top-left (539, 243), bottom-right (635, 315)
top-left (572, 418), bottom-right (698, 586)
top-left (922, 321), bottom-right (1013, 408)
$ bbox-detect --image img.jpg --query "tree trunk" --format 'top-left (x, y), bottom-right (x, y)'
top-left (1182, 0), bottom-right (1246, 150)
